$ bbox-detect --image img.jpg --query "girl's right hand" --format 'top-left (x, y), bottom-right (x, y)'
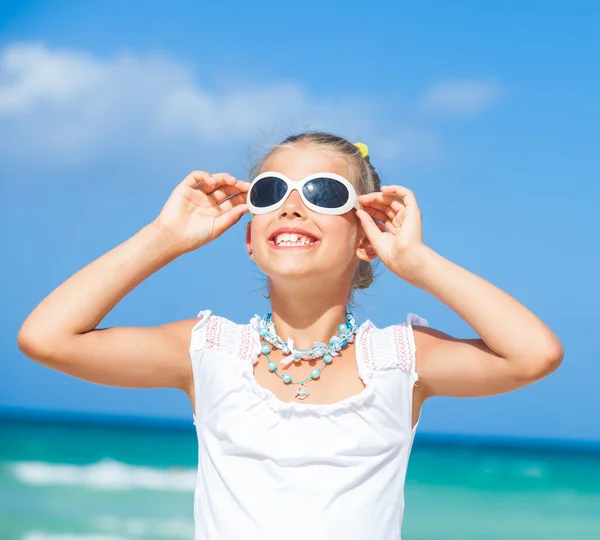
top-left (154, 171), bottom-right (250, 253)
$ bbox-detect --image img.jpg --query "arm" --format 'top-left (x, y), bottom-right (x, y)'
top-left (406, 246), bottom-right (563, 398)
top-left (18, 221), bottom-right (196, 390)
top-left (356, 186), bottom-right (563, 399)
top-left (17, 171), bottom-right (249, 397)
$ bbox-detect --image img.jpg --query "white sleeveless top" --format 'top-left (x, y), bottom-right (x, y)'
top-left (188, 311), bottom-right (428, 540)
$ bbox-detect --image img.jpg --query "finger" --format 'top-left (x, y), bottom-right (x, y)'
top-left (356, 208), bottom-right (385, 249)
top-left (364, 214), bottom-right (394, 234)
top-left (216, 192), bottom-right (247, 212)
top-left (182, 170), bottom-right (216, 192)
top-left (358, 191), bottom-right (404, 203)
top-left (362, 201), bottom-right (398, 221)
top-left (186, 172), bottom-right (240, 194)
top-left (235, 180), bottom-right (250, 191)
top-left (392, 209), bottom-right (405, 228)
top-left (214, 203), bottom-right (249, 234)
top-left (384, 221), bottom-right (398, 234)
top-left (209, 184), bottom-right (249, 205)
top-left (358, 192), bottom-right (405, 214)
top-left (362, 206), bottom-right (389, 224)
top-left (203, 173), bottom-right (241, 192)
top-left (208, 188), bottom-right (234, 205)
top-left (185, 182), bottom-right (248, 213)
top-left (208, 180), bottom-right (249, 198)
top-left (211, 172), bottom-right (238, 186)
top-left (379, 198), bottom-right (404, 215)
top-left (381, 185), bottom-right (418, 209)
top-left (382, 186), bottom-right (422, 223)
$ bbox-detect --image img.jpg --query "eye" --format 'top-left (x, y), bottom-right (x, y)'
top-left (250, 176), bottom-right (288, 207)
top-left (302, 178), bottom-right (349, 208)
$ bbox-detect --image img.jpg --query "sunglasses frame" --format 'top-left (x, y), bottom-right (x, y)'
top-left (247, 171), bottom-right (361, 216)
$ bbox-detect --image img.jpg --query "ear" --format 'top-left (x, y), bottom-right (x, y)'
top-left (356, 221), bottom-right (384, 262)
top-left (245, 221), bottom-right (255, 260)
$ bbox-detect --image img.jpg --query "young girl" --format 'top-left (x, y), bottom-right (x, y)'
top-left (18, 132), bottom-right (563, 540)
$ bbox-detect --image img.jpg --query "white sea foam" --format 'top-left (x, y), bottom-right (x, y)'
top-left (520, 466), bottom-right (545, 478)
top-left (94, 515), bottom-right (193, 538)
top-left (22, 516), bottom-right (194, 540)
top-left (10, 459), bottom-right (196, 492)
top-left (21, 516), bottom-right (194, 540)
top-left (23, 534), bottom-right (129, 540)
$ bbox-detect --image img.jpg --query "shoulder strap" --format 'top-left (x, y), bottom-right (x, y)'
top-left (189, 310), bottom-right (212, 352)
top-left (189, 310), bottom-right (260, 364)
top-left (360, 313), bottom-right (428, 378)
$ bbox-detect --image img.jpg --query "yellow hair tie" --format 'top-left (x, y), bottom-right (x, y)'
top-left (354, 142), bottom-right (369, 159)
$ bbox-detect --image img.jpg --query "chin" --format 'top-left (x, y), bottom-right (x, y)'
top-left (260, 258), bottom-right (350, 290)
top-left (263, 261), bottom-right (321, 281)
top-left (253, 243), bottom-right (354, 286)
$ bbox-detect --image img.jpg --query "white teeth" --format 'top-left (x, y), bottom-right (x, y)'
top-left (273, 233), bottom-right (316, 246)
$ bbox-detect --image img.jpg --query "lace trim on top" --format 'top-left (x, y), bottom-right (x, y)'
top-left (190, 310), bottom-right (262, 359)
top-left (357, 313), bottom-right (428, 379)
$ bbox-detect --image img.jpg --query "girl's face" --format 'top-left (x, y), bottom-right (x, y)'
top-left (246, 146), bottom-right (374, 288)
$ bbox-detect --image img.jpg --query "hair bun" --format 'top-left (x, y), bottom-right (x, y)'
top-left (353, 142), bottom-right (369, 159)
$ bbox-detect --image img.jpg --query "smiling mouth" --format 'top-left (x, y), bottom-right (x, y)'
top-left (269, 232), bottom-right (319, 248)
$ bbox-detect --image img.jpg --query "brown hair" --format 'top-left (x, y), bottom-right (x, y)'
top-left (249, 131), bottom-right (382, 302)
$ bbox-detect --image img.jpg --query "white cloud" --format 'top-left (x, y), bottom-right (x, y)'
top-left (2, 43), bottom-right (498, 170)
top-left (419, 80), bottom-right (502, 116)
top-left (0, 42), bottom-right (314, 162)
top-left (0, 42), bottom-right (426, 167)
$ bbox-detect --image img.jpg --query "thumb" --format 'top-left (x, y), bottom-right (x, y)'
top-left (356, 209), bottom-right (385, 250)
top-left (214, 204), bottom-right (249, 235)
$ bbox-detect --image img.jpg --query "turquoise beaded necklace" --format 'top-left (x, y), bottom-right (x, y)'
top-left (258, 312), bottom-right (358, 400)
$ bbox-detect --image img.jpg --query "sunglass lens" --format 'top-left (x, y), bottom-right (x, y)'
top-left (302, 178), bottom-right (350, 209)
top-left (250, 176), bottom-right (288, 208)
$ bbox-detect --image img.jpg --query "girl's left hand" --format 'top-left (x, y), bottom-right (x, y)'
top-left (356, 185), bottom-right (426, 281)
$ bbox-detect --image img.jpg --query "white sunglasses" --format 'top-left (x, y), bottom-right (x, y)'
top-left (247, 171), bottom-right (361, 216)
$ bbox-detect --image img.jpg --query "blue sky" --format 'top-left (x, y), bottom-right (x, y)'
top-left (1, 1), bottom-right (599, 443)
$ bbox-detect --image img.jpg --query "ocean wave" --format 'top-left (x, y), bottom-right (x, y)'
top-left (479, 458), bottom-right (549, 479)
top-left (23, 534), bottom-right (129, 540)
top-left (10, 459), bottom-right (196, 492)
top-left (94, 515), bottom-right (193, 538)
top-left (21, 516), bottom-right (194, 540)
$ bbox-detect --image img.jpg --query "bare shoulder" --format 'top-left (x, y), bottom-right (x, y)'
top-left (411, 324), bottom-right (476, 399)
top-left (161, 317), bottom-right (200, 403)
top-left (157, 317), bottom-right (201, 347)
top-left (413, 324), bottom-right (460, 348)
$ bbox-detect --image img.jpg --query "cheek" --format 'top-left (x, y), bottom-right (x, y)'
top-left (249, 216), bottom-right (269, 246)
top-left (320, 215), bottom-right (359, 253)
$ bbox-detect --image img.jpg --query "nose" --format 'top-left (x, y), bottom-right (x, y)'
top-left (278, 189), bottom-right (307, 220)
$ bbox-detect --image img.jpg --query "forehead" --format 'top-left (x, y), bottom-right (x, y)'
top-left (263, 147), bottom-right (350, 182)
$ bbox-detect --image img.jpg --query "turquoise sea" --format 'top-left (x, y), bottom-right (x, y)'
top-left (1, 418), bottom-right (599, 540)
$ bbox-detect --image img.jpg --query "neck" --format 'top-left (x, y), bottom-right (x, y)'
top-left (267, 277), bottom-right (353, 349)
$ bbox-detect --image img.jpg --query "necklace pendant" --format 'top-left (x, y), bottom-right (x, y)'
top-left (296, 384), bottom-right (310, 400)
